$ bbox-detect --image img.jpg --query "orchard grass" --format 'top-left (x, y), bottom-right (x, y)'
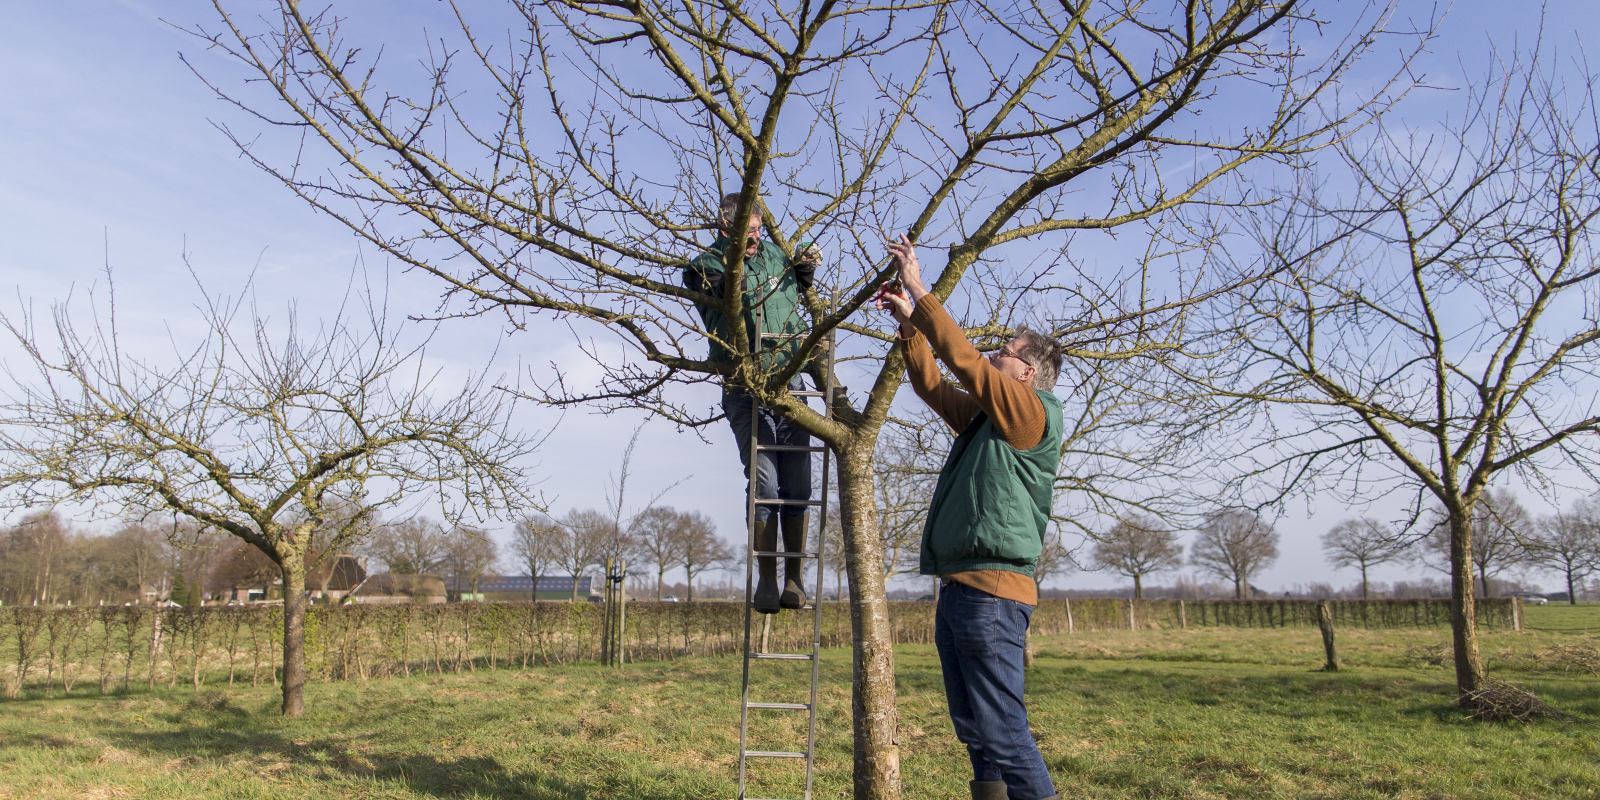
top-left (0, 624), bottom-right (1596, 799)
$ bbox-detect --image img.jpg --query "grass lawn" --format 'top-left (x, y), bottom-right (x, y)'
top-left (0, 623), bottom-right (1596, 799)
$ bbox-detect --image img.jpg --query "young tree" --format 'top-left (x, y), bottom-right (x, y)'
top-left (1186, 51), bottom-right (1600, 702)
top-left (0, 286), bottom-right (534, 716)
top-left (631, 506), bottom-right (689, 602)
top-left (678, 511), bottom-right (734, 602)
top-left (1091, 514), bottom-right (1183, 599)
top-left (1321, 517), bottom-right (1405, 599)
top-left (509, 512), bottom-right (563, 599)
top-left (1190, 509), bottom-right (1280, 598)
top-left (185, 1), bottom-right (1414, 790)
top-left (1526, 498), bottom-right (1600, 605)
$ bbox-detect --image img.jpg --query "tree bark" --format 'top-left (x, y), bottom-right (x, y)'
top-left (1133, 573), bottom-right (1144, 600)
top-left (1447, 508), bottom-right (1486, 698)
top-left (1316, 600), bottom-right (1340, 671)
top-left (281, 560), bottom-right (307, 717)
top-left (1360, 564), bottom-right (1369, 600)
top-left (836, 446), bottom-right (901, 800)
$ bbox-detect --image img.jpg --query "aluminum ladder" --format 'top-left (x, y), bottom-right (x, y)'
top-left (737, 312), bottom-right (834, 800)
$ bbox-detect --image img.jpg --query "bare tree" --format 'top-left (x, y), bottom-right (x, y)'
top-left (0, 283), bottom-right (534, 716)
top-left (509, 512), bottom-right (563, 599)
top-left (184, 0), bottom-right (1416, 789)
top-left (365, 518), bottom-right (450, 575)
top-left (1417, 489), bottom-right (1530, 599)
top-left (554, 509), bottom-right (612, 601)
top-left (1091, 514), bottom-right (1182, 599)
top-left (1184, 50), bottom-right (1600, 701)
top-left (0, 511), bottom-right (71, 606)
top-left (631, 506), bottom-right (689, 602)
top-left (1190, 509), bottom-right (1279, 598)
top-left (443, 527), bottom-right (501, 598)
top-left (1526, 497), bottom-right (1600, 605)
top-left (1321, 517), bottom-right (1405, 600)
top-left (678, 511), bottom-right (734, 602)
top-left (208, 539), bottom-right (281, 601)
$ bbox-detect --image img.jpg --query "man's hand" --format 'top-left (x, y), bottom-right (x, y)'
top-left (886, 233), bottom-right (930, 303)
top-left (874, 280), bottom-right (913, 326)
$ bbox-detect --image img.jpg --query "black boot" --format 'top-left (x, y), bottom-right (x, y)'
top-left (969, 781), bottom-right (1008, 800)
top-left (753, 518), bottom-right (780, 614)
top-left (779, 513), bottom-right (808, 609)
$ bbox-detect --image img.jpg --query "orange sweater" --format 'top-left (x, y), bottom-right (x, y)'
top-left (899, 295), bottom-right (1046, 606)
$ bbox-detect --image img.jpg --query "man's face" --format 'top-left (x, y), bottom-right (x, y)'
top-left (989, 338), bottom-right (1037, 385)
top-left (724, 218), bottom-right (762, 258)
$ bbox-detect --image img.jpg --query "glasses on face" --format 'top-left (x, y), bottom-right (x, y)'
top-left (992, 347), bottom-right (1032, 368)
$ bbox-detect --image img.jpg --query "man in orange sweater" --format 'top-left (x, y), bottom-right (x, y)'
top-left (877, 234), bottom-right (1064, 800)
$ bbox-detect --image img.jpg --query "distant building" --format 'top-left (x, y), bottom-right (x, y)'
top-left (350, 573), bottom-right (447, 604)
top-left (474, 575), bottom-right (596, 602)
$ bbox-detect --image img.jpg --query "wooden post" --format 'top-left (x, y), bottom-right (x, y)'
top-left (1126, 598), bottom-right (1136, 631)
top-left (1064, 598), bottom-right (1074, 634)
top-left (1024, 628), bottom-right (1034, 669)
top-left (758, 613), bottom-right (771, 654)
top-left (1317, 600), bottom-right (1340, 671)
top-left (1178, 599), bottom-right (1187, 630)
top-left (1512, 596), bottom-right (1523, 633)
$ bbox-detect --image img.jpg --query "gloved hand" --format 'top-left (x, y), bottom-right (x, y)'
top-left (790, 241), bottom-right (822, 291)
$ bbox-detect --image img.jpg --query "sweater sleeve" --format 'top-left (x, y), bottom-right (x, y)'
top-left (899, 326), bottom-right (979, 433)
top-left (909, 295), bottom-right (1047, 451)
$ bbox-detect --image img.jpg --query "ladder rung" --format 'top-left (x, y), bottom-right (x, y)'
top-left (748, 652), bottom-right (814, 661)
top-left (751, 550), bottom-right (819, 558)
top-left (754, 444), bottom-right (827, 452)
top-left (753, 498), bottom-right (825, 506)
top-left (759, 332), bottom-right (807, 340)
top-left (747, 702), bottom-right (811, 710)
top-left (744, 750), bottom-right (808, 759)
top-left (788, 390), bottom-right (828, 397)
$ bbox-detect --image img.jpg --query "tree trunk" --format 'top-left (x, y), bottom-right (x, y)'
top-left (836, 446), bottom-right (901, 800)
top-left (1133, 573), bottom-right (1143, 600)
top-left (1568, 570), bottom-right (1577, 605)
top-left (1447, 508), bottom-right (1486, 699)
top-left (281, 562), bottom-right (307, 717)
top-left (1234, 577), bottom-right (1243, 599)
top-left (1360, 564), bottom-right (1369, 600)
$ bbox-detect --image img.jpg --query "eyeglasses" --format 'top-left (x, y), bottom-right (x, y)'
top-left (992, 347), bottom-right (1034, 368)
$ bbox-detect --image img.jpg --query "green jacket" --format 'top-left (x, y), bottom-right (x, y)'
top-left (683, 237), bottom-right (809, 377)
top-left (919, 390), bottom-right (1065, 578)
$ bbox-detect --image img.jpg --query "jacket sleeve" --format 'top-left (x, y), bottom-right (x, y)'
top-left (684, 262), bottom-right (726, 298)
top-left (909, 295), bottom-right (1047, 451)
top-left (899, 326), bottom-right (980, 433)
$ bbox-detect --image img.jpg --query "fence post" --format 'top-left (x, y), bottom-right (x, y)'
top-left (1178, 600), bottom-right (1187, 630)
top-left (1126, 598), bottom-right (1136, 631)
top-left (1317, 600), bottom-right (1340, 671)
top-left (1064, 598), bottom-right (1074, 634)
top-left (1512, 596), bottom-right (1523, 633)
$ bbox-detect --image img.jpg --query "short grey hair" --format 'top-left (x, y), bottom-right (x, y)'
top-left (1012, 326), bottom-right (1062, 390)
top-left (719, 192), bottom-right (766, 228)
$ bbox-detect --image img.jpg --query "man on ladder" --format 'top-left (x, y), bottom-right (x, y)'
top-left (684, 192), bottom-right (820, 613)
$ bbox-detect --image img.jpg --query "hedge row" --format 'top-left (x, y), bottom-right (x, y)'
top-left (0, 597), bottom-right (1515, 698)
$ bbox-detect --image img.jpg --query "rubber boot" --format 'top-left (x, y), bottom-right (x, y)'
top-left (969, 781), bottom-right (1008, 800)
top-left (779, 513), bottom-right (808, 609)
top-left (752, 517), bottom-right (780, 614)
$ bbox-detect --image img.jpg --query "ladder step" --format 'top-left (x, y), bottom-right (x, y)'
top-left (748, 652), bottom-right (814, 661)
top-left (759, 332), bottom-right (808, 340)
top-left (750, 550), bottom-right (819, 558)
top-left (753, 498), bottom-right (825, 506)
top-left (788, 390), bottom-right (828, 397)
top-left (743, 750), bottom-right (808, 759)
top-left (753, 444), bottom-right (827, 452)
top-left (746, 702), bottom-right (811, 710)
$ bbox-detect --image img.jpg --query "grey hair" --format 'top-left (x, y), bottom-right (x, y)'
top-left (1012, 326), bottom-right (1062, 391)
top-left (719, 192), bottom-right (766, 227)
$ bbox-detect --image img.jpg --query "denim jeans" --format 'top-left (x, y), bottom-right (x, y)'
top-left (722, 380), bottom-right (812, 522)
top-left (935, 581), bottom-right (1055, 799)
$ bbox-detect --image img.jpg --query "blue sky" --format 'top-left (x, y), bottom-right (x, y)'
top-left (4, 0), bottom-right (1597, 594)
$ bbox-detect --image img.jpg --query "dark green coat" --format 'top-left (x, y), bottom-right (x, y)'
top-left (918, 390), bottom-right (1065, 578)
top-left (683, 237), bottom-right (808, 376)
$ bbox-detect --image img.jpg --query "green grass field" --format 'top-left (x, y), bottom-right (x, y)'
top-left (1, 619), bottom-right (1596, 799)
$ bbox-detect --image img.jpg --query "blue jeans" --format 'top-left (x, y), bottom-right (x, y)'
top-left (935, 581), bottom-right (1054, 799)
top-left (722, 381), bottom-right (812, 522)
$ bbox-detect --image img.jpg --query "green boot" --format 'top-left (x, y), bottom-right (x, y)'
top-left (779, 513), bottom-right (808, 609)
top-left (752, 518), bottom-right (780, 614)
top-left (970, 781), bottom-right (1008, 800)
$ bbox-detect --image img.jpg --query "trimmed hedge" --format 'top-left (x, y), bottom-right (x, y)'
top-left (0, 597), bottom-right (1516, 698)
